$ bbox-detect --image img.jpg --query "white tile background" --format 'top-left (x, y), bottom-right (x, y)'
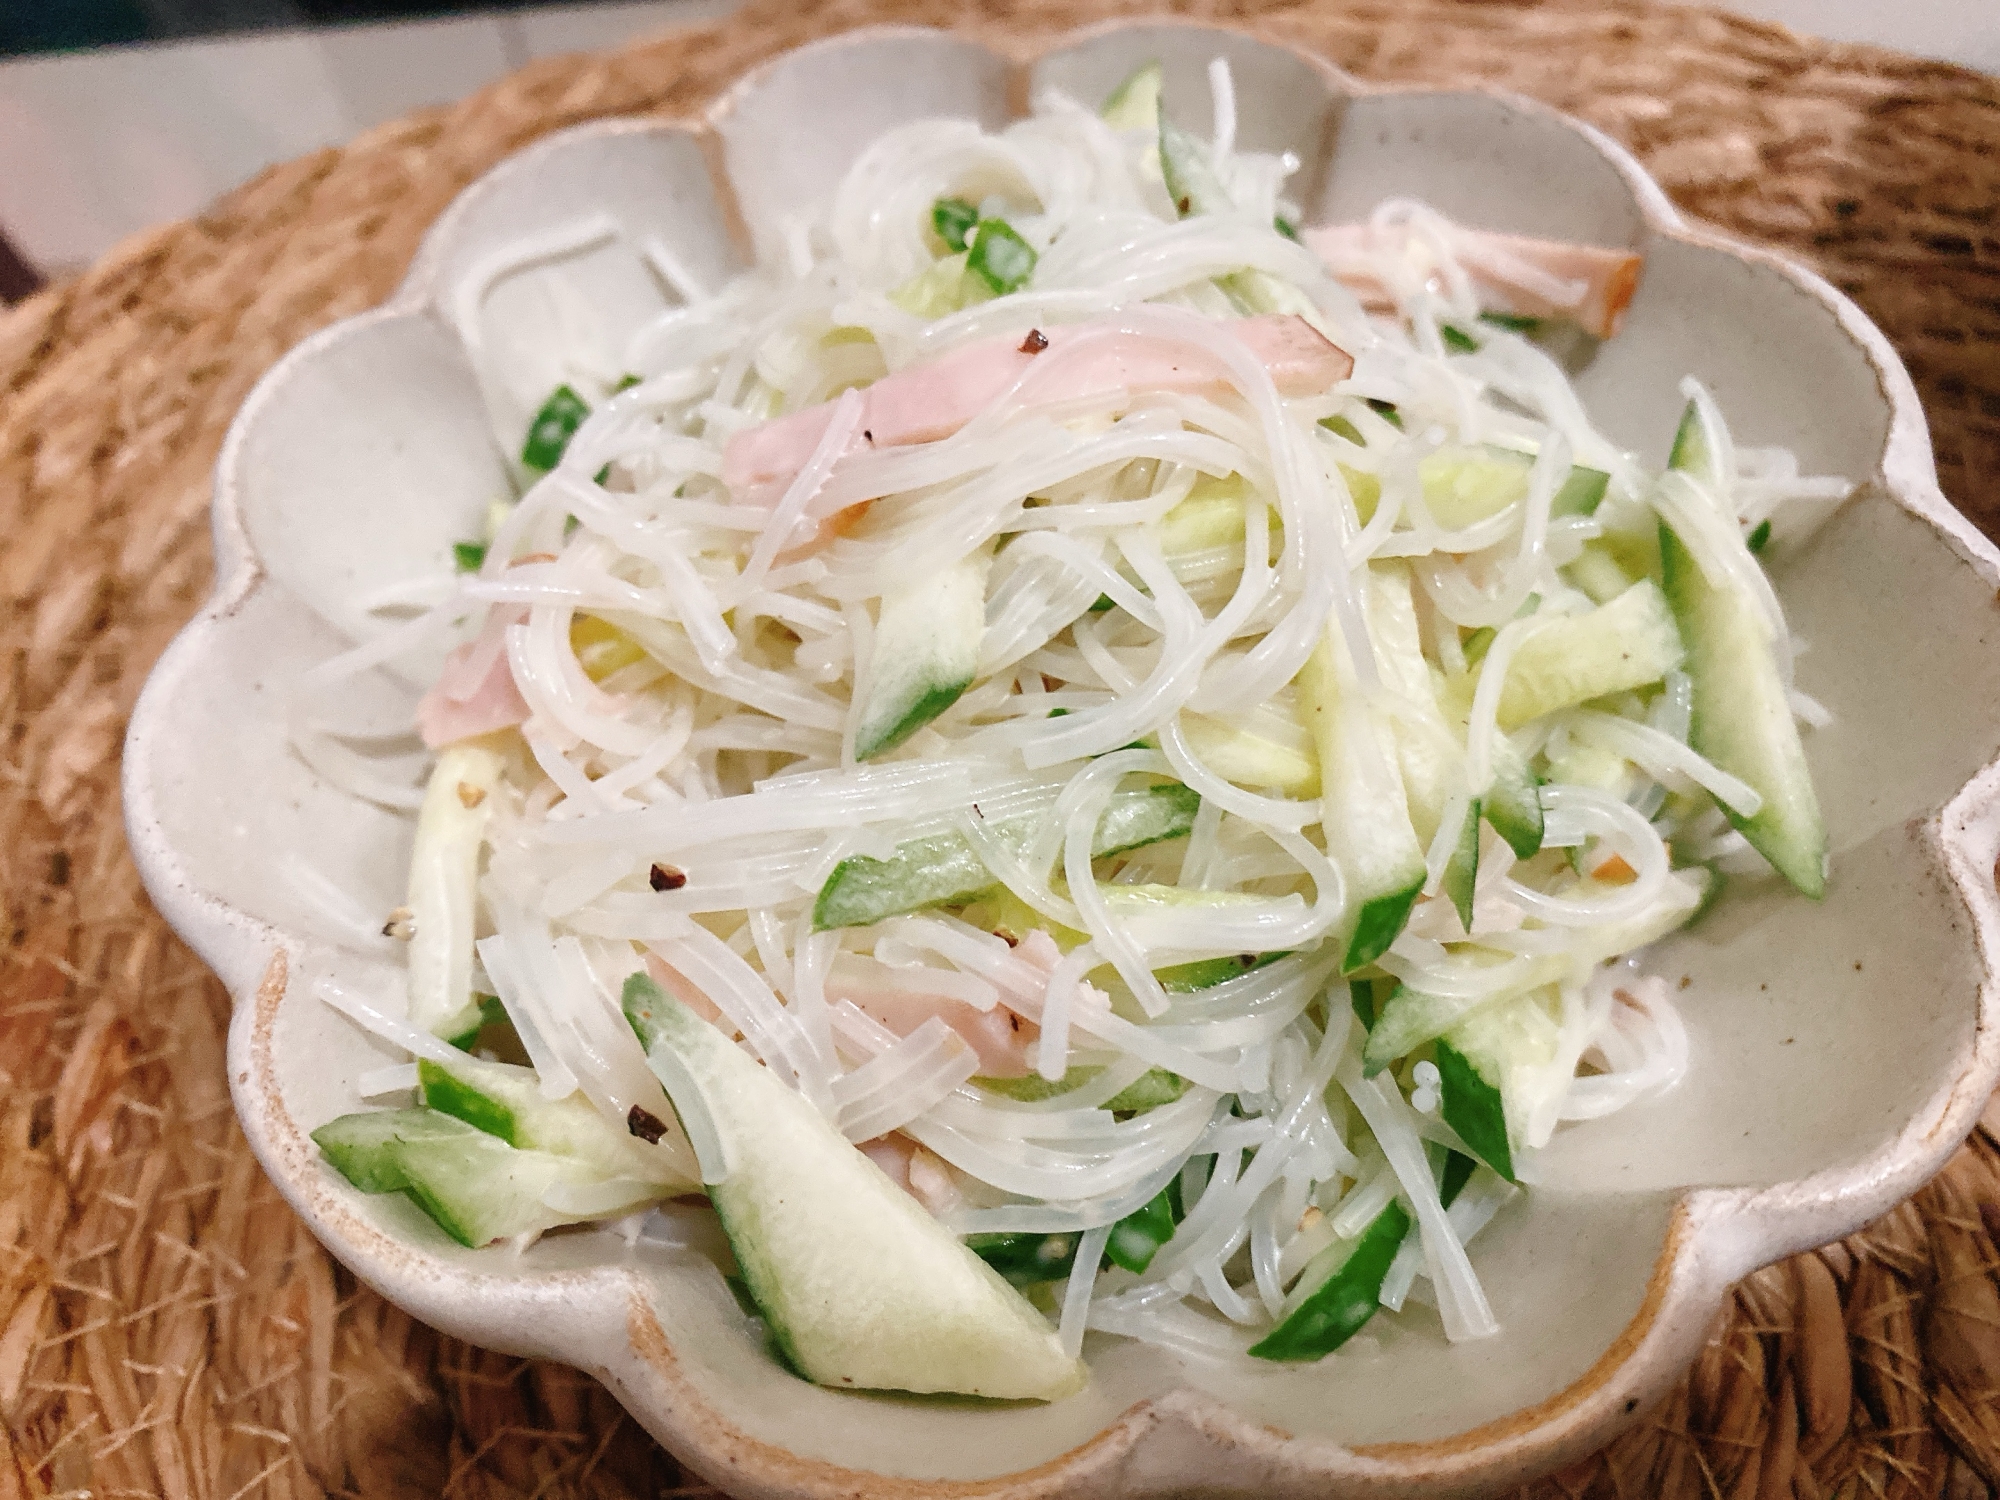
top-left (0, 0), bottom-right (1992, 278)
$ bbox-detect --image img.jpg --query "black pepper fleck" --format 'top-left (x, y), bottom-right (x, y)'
top-left (650, 863), bottom-right (687, 892)
top-left (627, 1105), bottom-right (668, 1144)
top-left (1019, 328), bottom-right (1049, 354)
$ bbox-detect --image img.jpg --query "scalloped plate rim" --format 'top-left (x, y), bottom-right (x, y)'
top-left (121, 18), bottom-right (2000, 1498)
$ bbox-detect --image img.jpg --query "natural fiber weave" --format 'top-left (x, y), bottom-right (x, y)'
top-left (0, 0), bottom-right (1996, 1494)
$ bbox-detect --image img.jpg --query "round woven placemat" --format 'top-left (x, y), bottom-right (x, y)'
top-left (2, 0), bottom-right (1997, 1495)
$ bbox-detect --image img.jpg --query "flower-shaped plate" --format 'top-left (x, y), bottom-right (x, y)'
top-left (123, 20), bottom-right (2000, 1498)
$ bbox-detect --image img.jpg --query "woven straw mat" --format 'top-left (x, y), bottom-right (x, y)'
top-left (1, 0), bottom-right (1997, 1494)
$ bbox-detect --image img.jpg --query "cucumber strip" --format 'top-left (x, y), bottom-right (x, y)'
top-left (1157, 105), bottom-right (1319, 321)
top-left (521, 384), bottom-right (590, 472)
top-left (1157, 109), bottom-right (1232, 218)
top-left (1552, 465), bottom-right (1611, 518)
top-left (445, 993), bottom-right (508, 1051)
top-left (1439, 990), bottom-right (1561, 1180)
top-left (406, 744), bottom-right (506, 1038)
top-left (1441, 799), bottom-right (1481, 933)
top-left (1350, 977), bottom-right (1385, 1031)
top-left (1496, 580), bottom-right (1686, 731)
top-left (1438, 1147), bottom-right (1478, 1208)
top-left (1434, 1039), bottom-right (1514, 1182)
top-left (972, 1182), bottom-right (1180, 1289)
top-left (889, 252), bottom-right (978, 318)
top-left (1365, 978), bottom-right (1546, 1076)
top-left (1366, 562), bottom-right (1462, 843)
top-left (966, 1231), bottom-right (1084, 1288)
top-left (1659, 403), bottom-right (1827, 898)
top-left (1156, 951), bottom-right (1285, 991)
top-left (1297, 625), bottom-right (1427, 972)
top-left (854, 548), bottom-right (991, 761)
top-left (415, 1051), bottom-right (686, 1185)
top-left (1180, 712), bottom-right (1318, 797)
top-left (1483, 736), bottom-right (1545, 859)
top-left (625, 989), bottom-right (1085, 1399)
top-left (1419, 448), bottom-right (1531, 531)
top-left (965, 220), bottom-right (1036, 296)
top-left (311, 1108), bottom-right (658, 1248)
top-left (973, 1066), bottom-right (1187, 1113)
top-left (814, 829), bottom-right (992, 931)
top-left (812, 783), bottom-right (1198, 931)
top-left (1105, 1185), bottom-right (1178, 1273)
top-left (1158, 474), bottom-right (1249, 555)
top-left (930, 196), bottom-right (979, 253)
top-left (1246, 1201), bottom-right (1411, 1361)
top-left (1099, 60), bottom-right (1163, 130)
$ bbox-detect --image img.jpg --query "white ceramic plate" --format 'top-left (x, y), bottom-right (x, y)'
top-left (124, 21), bottom-right (2000, 1498)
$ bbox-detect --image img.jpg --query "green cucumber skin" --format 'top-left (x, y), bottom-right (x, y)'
top-left (1442, 799), bottom-right (1481, 933)
top-left (1659, 401), bottom-right (1827, 899)
top-left (1551, 466), bottom-right (1611, 519)
top-left (1093, 782), bottom-right (1200, 857)
top-left (967, 1231), bottom-right (1082, 1288)
top-left (521, 385), bottom-right (590, 472)
top-left (812, 829), bottom-right (994, 931)
top-left (313, 1109), bottom-right (429, 1194)
top-left (418, 1059), bottom-right (520, 1145)
top-left (812, 784), bottom-right (1200, 931)
top-left (1434, 1039), bottom-right (1516, 1183)
top-left (1343, 880), bottom-right (1423, 974)
top-left (311, 1108), bottom-right (582, 1249)
top-left (973, 1066), bottom-right (1187, 1113)
top-left (1483, 740), bottom-right (1545, 859)
top-left (1247, 1201), bottom-right (1411, 1361)
top-left (1104, 1187), bottom-right (1178, 1273)
top-left (1157, 950), bottom-right (1284, 992)
top-left (856, 676), bottom-right (974, 763)
top-left (1439, 1149), bottom-right (1478, 1209)
top-left (1661, 520), bottom-right (1826, 898)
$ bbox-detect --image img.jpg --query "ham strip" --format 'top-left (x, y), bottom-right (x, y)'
top-left (1306, 223), bottom-right (1642, 340)
top-left (723, 313), bottom-right (1353, 499)
top-left (418, 602), bottom-right (532, 748)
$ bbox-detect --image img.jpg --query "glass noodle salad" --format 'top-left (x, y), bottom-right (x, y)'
top-left (303, 61), bottom-right (1854, 1398)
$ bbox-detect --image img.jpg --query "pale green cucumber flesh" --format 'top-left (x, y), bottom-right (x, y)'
top-left (812, 784), bottom-right (1199, 931)
top-left (312, 1107), bottom-right (583, 1248)
top-left (1099, 59), bottom-right (1163, 129)
top-left (1483, 739), bottom-right (1545, 859)
top-left (855, 555), bottom-right (987, 762)
top-left (1551, 465), bottom-right (1611, 518)
top-left (1496, 580), bottom-right (1686, 730)
top-left (628, 990), bottom-right (1085, 1400)
top-left (813, 829), bottom-right (995, 931)
top-left (856, 676), bottom-right (973, 762)
top-left (1158, 107), bottom-right (1231, 218)
top-left (1299, 632), bottom-right (1427, 975)
top-left (974, 1066), bottom-right (1187, 1112)
top-left (1658, 525), bottom-right (1827, 899)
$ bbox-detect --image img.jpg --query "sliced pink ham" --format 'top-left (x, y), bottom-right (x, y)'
top-left (417, 641), bottom-right (529, 748)
top-left (1306, 223), bottom-right (1642, 341)
top-left (723, 313), bottom-right (1354, 499)
top-left (418, 601), bottom-right (531, 750)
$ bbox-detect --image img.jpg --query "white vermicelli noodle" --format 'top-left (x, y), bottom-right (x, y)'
top-left (299, 62), bottom-right (1852, 1381)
